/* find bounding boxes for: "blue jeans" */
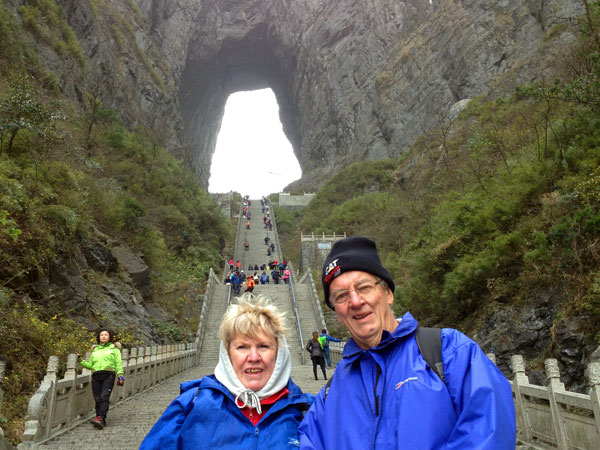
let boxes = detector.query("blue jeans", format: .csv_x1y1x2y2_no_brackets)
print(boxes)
323,347,331,366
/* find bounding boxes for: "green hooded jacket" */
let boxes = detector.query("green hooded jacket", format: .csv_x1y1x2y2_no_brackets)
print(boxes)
80,343,124,375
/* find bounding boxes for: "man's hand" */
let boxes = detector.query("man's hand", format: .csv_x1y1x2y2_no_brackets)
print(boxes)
117,376,125,386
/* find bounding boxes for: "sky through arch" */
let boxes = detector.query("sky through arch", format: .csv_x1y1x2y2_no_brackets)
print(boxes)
208,89,301,198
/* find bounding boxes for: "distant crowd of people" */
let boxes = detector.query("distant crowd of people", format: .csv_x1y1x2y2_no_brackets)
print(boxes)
224,260,290,295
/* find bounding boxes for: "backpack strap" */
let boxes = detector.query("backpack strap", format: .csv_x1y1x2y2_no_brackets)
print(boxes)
416,327,445,383
324,375,334,401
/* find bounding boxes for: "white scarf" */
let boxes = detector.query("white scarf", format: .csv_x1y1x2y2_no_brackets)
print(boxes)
214,335,291,414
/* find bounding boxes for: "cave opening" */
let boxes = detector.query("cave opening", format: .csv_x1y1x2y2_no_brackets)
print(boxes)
178,18,304,195
208,88,301,198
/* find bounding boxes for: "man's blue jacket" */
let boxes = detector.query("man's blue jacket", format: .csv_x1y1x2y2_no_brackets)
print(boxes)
299,312,516,449
141,375,314,450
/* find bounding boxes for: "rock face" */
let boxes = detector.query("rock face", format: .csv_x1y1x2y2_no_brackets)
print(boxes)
111,246,153,299
142,0,581,189
43,0,582,189
36,233,161,344
471,287,597,392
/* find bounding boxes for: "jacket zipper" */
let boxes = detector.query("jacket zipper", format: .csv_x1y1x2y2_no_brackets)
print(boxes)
372,363,382,449
373,364,381,416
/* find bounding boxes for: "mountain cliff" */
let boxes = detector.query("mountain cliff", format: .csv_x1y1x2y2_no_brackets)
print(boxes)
41,0,583,188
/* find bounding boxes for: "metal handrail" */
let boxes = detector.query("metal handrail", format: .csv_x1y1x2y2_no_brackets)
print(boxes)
269,200,306,365
303,269,327,331
287,269,306,365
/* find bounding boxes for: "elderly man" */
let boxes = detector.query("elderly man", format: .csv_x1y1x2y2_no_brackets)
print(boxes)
299,236,516,449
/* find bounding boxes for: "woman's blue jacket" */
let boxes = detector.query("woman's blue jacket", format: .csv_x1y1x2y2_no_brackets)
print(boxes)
140,375,314,449
298,312,516,449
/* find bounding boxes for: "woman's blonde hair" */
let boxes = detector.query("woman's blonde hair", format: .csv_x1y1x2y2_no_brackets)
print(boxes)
219,293,287,349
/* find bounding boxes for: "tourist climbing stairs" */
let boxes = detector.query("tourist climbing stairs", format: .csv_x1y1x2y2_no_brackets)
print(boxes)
30,198,330,449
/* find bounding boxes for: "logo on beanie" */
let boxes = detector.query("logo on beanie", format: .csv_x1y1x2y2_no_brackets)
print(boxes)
324,259,341,284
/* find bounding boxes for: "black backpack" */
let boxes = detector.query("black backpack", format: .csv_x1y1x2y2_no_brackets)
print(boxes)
323,327,444,400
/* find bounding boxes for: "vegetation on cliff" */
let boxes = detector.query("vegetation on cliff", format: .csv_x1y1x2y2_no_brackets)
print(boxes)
287,2,600,347
0,1,230,441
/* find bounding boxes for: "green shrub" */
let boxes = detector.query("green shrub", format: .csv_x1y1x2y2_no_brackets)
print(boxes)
151,319,186,342
40,204,80,236
120,196,145,230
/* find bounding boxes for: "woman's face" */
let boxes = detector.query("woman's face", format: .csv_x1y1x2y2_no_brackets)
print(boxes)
99,331,110,344
228,329,278,391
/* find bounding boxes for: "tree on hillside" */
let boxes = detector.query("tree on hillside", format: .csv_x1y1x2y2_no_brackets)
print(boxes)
0,74,55,155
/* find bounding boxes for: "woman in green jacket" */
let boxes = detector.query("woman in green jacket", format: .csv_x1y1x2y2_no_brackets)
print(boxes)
80,328,124,429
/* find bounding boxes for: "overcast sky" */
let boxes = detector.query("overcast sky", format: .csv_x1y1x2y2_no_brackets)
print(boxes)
208,89,301,198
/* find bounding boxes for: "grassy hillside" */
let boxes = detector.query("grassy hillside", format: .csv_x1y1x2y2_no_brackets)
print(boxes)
0,1,231,442
286,2,600,344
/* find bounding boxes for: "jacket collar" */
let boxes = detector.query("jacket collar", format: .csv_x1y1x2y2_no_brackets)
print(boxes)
181,375,312,408
342,311,418,361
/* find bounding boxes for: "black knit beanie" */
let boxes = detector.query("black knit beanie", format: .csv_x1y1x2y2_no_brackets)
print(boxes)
322,236,395,310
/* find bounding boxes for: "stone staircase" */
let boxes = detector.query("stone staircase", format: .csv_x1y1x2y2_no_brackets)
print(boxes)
234,199,282,276
197,284,230,370
33,198,330,449
293,283,323,351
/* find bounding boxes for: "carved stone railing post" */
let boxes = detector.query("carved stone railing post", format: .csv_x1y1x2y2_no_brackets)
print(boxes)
136,347,145,392
21,356,59,444
128,347,138,396
150,346,157,386
510,355,531,443
587,361,600,442
144,346,152,388
157,346,165,382
119,348,129,401
79,349,93,414
64,354,78,423
545,358,568,449
172,345,177,375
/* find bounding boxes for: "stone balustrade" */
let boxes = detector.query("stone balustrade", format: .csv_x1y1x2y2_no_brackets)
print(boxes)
300,232,347,242
511,355,600,449
18,268,219,447
19,342,197,447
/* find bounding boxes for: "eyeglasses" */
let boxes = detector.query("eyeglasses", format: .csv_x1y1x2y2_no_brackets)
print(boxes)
330,279,383,305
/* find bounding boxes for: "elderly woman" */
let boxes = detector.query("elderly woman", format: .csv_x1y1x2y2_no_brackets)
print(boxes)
140,294,313,449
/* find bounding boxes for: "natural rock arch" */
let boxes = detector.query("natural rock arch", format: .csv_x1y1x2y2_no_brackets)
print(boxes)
159,0,435,189
180,18,301,188
141,0,581,190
